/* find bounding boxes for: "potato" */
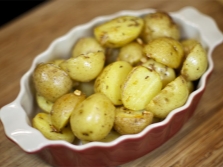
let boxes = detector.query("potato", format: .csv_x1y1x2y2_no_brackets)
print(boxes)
81,130,121,144
141,12,180,43
145,76,189,119
94,61,133,105
142,58,176,87
117,42,146,66
72,37,105,58
181,39,199,56
114,106,153,135
94,16,144,48
50,90,86,131
180,43,208,81
144,37,184,69
33,63,73,102
60,51,105,82
70,93,115,141
36,93,53,113
32,112,75,143
122,66,162,110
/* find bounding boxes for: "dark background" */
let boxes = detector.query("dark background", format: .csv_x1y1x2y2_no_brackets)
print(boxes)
0,1,48,27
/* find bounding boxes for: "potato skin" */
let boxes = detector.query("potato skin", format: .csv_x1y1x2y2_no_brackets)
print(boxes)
141,12,180,43
145,76,189,119
60,51,105,82
94,61,133,105
114,106,153,135
72,37,105,58
94,16,144,48
144,37,184,69
70,93,115,141
122,66,162,110
33,63,73,102
50,90,86,131
32,112,75,143
181,43,208,81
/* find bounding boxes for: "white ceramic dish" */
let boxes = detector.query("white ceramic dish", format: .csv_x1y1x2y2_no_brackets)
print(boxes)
1,6,223,167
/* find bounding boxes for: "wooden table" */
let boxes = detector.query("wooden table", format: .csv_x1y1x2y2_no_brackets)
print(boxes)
0,1,223,166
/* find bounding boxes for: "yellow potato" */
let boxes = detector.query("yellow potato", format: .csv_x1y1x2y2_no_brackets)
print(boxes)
114,106,153,135
94,16,144,48
141,12,180,43
142,58,176,87
60,51,105,82
76,80,95,97
145,76,189,119
70,93,115,141
144,37,184,69
117,42,146,66
72,37,105,58
181,43,208,81
94,61,133,105
122,66,162,110
81,130,121,144
181,39,199,56
32,112,75,143
50,90,86,131
36,93,54,113
33,63,73,102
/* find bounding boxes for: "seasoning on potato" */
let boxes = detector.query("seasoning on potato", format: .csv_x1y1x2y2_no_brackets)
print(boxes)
70,93,115,141
32,112,75,143
144,37,184,69
114,106,153,135
141,11,180,43
145,76,189,119
122,66,162,110
50,90,86,131
94,61,133,105
94,16,144,48
33,63,73,102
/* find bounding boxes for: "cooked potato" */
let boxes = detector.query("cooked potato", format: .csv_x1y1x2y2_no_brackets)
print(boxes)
141,12,180,43
117,42,146,66
72,37,105,58
181,39,199,56
142,58,176,87
33,63,73,102
94,16,144,48
114,106,153,135
50,90,86,131
145,76,189,119
144,37,184,69
32,112,75,143
76,80,95,97
60,51,105,82
70,93,115,141
122,66,162,110
36,93,53,113
181,43,208,81
94,61,133,105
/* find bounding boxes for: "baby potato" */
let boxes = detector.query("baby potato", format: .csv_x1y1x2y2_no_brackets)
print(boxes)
72,37,105,58
50,90,86,131
60,51,105,82
181,39,200,56
33,63,73,102
94,16,144,48
32,112,75,143
117,42,146,66
144,37,184,69
94,61,133,105
122,66,162,110
36,93,54,113
70,93,115,141
141,12,180,43
142,58,176,87
181,43,208,81
114,106,153,135
145,76,189,119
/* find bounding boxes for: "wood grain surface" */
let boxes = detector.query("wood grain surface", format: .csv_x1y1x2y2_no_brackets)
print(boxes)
0,0,223,167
